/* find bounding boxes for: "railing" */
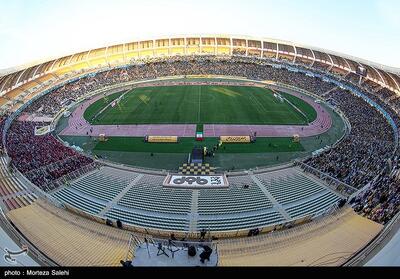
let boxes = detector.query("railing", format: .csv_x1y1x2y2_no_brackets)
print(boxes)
294,160,357,197
62,195,342,240
9,164,65,209
124,233,217,264
44,162,100,192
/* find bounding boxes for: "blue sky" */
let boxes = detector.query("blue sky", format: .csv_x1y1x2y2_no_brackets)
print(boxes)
0,0,399,70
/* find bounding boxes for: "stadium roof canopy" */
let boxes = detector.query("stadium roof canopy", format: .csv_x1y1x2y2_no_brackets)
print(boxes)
1,34,400,106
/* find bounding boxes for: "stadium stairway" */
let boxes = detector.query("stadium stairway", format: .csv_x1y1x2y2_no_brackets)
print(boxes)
97,174,144,216
255,167,341,219
321,86,339,98
0,156,37,212
188,190,199,232
249,173,291,220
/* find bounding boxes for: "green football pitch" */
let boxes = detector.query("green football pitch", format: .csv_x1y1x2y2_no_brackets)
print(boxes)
83,85,317,125
92,137,304,153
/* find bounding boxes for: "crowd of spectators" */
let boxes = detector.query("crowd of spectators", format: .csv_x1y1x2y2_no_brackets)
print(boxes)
5,56,343,193
6,121,94,191
25,56,336,117
0,114,8,152
305,89,395,188
351,161,400,224
4,55,399,222
301,64,400,224
23,56,397,186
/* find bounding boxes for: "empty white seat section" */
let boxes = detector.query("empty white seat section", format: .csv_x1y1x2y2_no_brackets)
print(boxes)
52,188,106,215
198,210,284,231
69,167,138,202
105,207,189,231
256,169,326,205
117,174,192,214
198,175,273,215
285,191,341,219
50,164,341,232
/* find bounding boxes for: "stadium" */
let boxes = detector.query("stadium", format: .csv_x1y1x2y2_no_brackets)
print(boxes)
0,33,399,268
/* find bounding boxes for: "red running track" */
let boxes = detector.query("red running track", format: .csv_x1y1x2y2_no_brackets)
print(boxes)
59,82,332,138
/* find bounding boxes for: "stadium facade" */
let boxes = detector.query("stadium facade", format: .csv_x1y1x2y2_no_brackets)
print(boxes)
1,35,400,105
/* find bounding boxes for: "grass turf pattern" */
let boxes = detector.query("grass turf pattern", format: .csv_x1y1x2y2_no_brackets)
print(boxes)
84,85,317,125
83,91,123,122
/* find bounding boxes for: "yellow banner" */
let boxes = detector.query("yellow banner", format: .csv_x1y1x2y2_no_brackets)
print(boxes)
147,136,178,143
220,136,250,143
